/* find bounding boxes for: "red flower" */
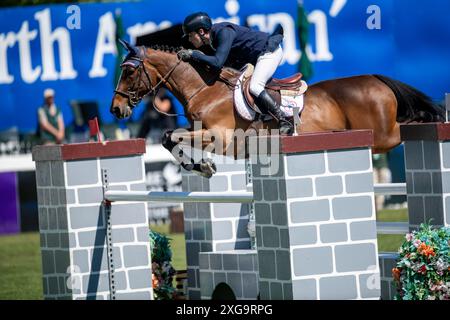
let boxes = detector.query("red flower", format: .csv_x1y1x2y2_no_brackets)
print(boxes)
392,268,402,281
417,243,436,258
152,273,159,288
419,265,427,274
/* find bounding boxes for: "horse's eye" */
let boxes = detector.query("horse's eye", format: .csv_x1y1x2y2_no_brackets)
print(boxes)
124,67,135,76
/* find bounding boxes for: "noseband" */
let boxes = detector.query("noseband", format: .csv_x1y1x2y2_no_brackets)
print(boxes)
114,48,182,109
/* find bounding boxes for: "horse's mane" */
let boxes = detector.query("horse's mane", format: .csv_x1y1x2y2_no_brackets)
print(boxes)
145,44,183,53
142,44,238,74
142,44,240,87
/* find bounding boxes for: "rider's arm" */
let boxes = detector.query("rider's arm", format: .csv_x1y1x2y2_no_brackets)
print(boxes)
191,27,236,70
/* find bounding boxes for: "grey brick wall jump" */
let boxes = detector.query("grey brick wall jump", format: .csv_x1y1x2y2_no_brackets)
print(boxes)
33,144,153,300
250,135,380,300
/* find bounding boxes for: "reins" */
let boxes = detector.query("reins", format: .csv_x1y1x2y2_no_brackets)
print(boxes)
115,46,240,119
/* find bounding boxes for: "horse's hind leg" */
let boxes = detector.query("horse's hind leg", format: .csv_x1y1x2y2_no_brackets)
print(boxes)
372,122,401,154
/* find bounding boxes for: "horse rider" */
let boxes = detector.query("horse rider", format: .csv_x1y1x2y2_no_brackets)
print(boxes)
178,12,294,135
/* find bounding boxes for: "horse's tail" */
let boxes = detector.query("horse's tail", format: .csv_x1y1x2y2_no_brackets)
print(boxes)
373,74,445,123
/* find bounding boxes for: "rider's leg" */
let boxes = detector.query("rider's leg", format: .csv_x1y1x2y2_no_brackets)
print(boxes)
249,46,283,96
249,46,293,135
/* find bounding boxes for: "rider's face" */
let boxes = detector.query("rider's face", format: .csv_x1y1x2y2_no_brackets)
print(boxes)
188,31,203,48
45,96,54,106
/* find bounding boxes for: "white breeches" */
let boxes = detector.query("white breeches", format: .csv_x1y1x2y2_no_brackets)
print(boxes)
249,45,284,97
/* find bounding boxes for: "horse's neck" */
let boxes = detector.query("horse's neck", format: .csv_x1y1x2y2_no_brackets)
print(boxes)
146,51,206,107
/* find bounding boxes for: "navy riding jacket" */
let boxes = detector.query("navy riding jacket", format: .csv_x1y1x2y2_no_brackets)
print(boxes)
191,22,283,71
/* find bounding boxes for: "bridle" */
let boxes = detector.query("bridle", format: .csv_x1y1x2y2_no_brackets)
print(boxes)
114,55,151,108
114,47,183,116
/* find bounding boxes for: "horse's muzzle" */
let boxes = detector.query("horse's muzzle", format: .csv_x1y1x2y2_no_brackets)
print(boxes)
111,105,132,119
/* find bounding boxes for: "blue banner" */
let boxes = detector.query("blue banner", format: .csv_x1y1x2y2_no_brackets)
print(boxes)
0,0,449,132
303,0,450,100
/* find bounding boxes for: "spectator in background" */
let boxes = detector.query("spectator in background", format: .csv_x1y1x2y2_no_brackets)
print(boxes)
137,88,177,143
37,88,65,145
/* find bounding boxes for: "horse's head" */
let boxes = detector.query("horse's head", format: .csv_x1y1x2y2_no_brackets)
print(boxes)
110,39,154,119
111,41,219,119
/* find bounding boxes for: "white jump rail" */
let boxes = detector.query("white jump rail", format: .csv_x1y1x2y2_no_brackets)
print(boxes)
376,222,409,234
373,183,408,235
104,184,405,206
105,184,408,234
373,183,406,195
104,190,254,203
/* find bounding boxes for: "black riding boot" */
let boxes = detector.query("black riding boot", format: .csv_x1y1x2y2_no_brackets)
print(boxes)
254,90,293,135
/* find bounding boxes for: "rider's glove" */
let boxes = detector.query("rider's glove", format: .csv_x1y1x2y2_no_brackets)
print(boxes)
177,49,193,61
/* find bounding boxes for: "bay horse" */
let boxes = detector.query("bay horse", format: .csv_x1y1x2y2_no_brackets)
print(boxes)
111,41,444,177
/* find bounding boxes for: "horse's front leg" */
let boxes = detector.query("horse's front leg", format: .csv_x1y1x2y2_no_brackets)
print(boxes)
162,128,223,178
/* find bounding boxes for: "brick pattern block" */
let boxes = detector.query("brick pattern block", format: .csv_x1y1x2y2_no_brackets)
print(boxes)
181,153,251,300
378,253,399,300
404,140,450,230
34,146,153,300
249,136,381,300
199,251,259,299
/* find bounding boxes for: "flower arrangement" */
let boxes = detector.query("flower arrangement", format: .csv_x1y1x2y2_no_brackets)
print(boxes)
393,223,450,300
149,229,178,300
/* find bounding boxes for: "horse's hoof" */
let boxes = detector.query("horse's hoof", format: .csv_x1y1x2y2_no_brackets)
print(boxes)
199,159,217,178
182,162,195,171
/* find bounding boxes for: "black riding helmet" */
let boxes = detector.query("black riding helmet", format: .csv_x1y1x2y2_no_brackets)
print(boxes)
182,12,212,37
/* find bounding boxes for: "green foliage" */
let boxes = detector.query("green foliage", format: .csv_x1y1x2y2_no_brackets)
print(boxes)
113,10,126,88
149,229,173,264
149,229,177,300
296,3,313,80
393,223,450,300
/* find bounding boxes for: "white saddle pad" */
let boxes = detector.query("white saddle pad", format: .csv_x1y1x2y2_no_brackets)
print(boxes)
233,72,307,121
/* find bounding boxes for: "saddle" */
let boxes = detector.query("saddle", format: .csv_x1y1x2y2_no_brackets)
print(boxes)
220,64,308,113
241,64,305,109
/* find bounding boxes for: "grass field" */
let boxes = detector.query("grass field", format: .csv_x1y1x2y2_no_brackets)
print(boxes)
0,208,408,300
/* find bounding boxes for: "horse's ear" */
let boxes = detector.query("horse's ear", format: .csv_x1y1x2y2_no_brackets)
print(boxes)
118,38,138,56
118,38,128,50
